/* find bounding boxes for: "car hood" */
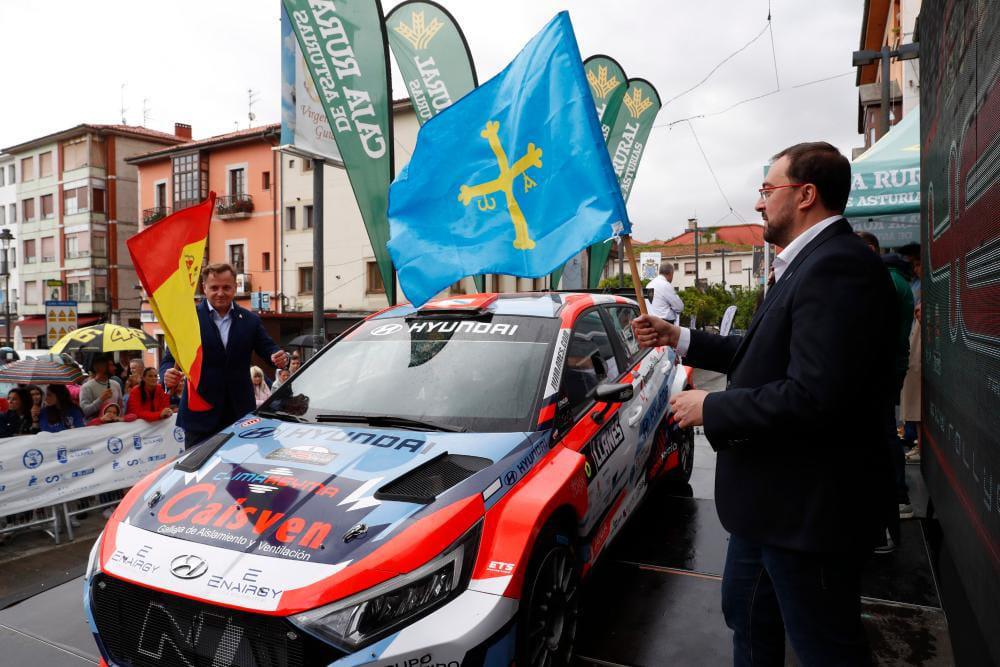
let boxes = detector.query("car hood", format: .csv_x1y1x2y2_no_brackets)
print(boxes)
119,417,538,568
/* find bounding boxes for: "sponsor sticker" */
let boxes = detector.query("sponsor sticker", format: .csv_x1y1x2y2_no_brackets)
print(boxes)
22,449,43,469
582,414,625,484
265,445,337,465
107,437,125,455
239,417,262,428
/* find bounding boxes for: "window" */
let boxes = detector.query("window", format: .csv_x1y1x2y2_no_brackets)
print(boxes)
229,168,246,196
684,261,696,275
0,168,4,186
607,305,641,361
262,171,271,190
559,309,619,416
673,262,680,270
9,248,15,269
7,165,14,184
8,204,14,223
228,243,246,274
40,194,54,219
304,205,314,229
262,252,270,271
299,266,313,294
288,158,295,168
23,239,36,264
285,206,296,230
68,280,91,302
92,233,107,257
366,261,385,293
705,261,712,270
729,259,742,273
24,281,39,305
38,151,53,178
303,158,313,172
172,153,208,209
63,139,88,170
20,156,33,181
0,207,4,225
22,198,35,221
64,186,89,214
155,182,167,207
94,275,108,303
92,187,106,214
41,236,55,263
66,233,91,258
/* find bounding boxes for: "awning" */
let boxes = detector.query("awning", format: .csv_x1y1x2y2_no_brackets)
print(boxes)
0,314,103,346
845,108,920,218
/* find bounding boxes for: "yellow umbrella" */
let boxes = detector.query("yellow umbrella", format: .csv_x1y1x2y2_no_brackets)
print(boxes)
50,323,157,354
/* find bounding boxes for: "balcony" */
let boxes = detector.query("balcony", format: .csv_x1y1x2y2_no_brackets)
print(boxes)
143,206,171,225
215,194,254,220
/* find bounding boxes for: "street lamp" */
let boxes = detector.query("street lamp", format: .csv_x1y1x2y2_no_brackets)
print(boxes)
853,42,919,140
0,228,13,347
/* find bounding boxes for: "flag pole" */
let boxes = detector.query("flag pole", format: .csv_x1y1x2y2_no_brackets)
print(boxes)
622,236,647,315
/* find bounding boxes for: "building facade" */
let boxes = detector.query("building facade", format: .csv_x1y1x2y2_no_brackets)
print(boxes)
0,153,18,339
130,124,282,356
1,124,185,347
635,221,766,291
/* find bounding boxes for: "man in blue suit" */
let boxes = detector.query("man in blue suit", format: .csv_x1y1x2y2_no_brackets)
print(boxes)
162,263,287,447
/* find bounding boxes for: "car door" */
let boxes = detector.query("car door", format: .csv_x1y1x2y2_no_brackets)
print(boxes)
552,308,635,542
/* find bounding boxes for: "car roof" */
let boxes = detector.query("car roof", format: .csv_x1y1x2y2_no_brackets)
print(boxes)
371,292,638,321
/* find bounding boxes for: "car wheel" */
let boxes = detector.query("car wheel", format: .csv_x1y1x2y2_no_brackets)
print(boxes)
666,426,695,483
516,526,581,667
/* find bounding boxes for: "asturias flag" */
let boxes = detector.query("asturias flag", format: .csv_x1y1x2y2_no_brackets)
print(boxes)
387,12,630,307
126,194,214,411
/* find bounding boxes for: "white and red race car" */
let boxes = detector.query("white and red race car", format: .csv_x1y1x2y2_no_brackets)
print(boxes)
84,292,694,667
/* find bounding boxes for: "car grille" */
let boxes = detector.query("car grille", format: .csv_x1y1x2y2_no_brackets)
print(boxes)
90,573,344,667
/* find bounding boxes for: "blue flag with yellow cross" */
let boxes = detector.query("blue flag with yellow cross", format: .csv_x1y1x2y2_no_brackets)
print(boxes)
387,12,630,306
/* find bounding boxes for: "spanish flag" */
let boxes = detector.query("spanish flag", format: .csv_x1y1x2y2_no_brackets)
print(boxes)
127,193,215,411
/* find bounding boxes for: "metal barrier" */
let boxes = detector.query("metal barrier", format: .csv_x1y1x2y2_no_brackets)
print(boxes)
61,489,126,541
0,505,62,544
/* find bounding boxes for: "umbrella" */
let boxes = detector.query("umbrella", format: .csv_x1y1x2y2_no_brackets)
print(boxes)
0,356,86,384
287,334,327,348
50,323,157,355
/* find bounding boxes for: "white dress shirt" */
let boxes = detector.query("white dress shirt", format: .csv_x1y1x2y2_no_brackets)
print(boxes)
675,215,843,354
207,302,233,348
648,274,685,322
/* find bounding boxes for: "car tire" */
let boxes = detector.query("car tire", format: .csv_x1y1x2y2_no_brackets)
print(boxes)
665,425,695,483
516,524,581,667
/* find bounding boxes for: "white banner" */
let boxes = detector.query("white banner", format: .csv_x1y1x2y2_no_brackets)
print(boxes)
0,416,184,515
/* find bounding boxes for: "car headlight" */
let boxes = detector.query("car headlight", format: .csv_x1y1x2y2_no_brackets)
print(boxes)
293,520,482,652
86,530,104,581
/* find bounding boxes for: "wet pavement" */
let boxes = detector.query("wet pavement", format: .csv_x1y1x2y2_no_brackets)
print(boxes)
0,370,954,666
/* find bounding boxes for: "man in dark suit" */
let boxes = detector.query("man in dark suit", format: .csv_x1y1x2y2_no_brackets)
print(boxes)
634,142,896,665
162,263,287,447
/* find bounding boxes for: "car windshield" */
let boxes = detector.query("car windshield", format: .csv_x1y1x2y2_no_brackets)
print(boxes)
267,315,558,432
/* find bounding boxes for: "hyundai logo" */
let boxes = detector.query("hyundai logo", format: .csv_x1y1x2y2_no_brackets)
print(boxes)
370,323,403,336
170,554,208,580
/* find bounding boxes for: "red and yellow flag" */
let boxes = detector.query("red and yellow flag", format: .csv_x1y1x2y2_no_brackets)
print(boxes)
126,193,215,411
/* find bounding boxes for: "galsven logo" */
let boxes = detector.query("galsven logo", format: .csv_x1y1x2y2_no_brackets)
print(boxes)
458,120,543,250
395,10,443,50
170,554,208,580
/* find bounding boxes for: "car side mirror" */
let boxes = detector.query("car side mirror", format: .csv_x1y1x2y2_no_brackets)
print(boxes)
591,382,634,424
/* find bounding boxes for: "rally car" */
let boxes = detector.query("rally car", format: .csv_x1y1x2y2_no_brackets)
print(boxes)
84,292,694,667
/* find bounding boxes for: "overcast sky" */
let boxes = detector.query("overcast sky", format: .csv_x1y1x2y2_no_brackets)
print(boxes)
1,0,863,241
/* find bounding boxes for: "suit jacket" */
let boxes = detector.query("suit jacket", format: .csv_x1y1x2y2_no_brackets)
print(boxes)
160,301,280,434
684,218,897,554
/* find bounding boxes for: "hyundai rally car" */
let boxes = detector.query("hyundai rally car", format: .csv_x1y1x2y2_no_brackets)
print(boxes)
84,292,695,667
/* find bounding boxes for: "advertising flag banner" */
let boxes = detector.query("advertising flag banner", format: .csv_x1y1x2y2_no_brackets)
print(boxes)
551,54,628,289
0,417,184,515
386,0,478,126
387,12,629,307
126,195,214,410
589,77,662,287
385,0,487,293
280,5,341,161
282,0,397,303
585,55,628,140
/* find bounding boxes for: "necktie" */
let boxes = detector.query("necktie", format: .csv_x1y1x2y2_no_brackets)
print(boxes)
767,269,775,288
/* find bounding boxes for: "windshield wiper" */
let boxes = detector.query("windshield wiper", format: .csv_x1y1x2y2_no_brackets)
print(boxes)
256,408,309,423
314,413,466,432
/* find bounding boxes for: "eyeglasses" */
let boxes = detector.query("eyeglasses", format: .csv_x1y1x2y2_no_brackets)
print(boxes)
758,183,805,200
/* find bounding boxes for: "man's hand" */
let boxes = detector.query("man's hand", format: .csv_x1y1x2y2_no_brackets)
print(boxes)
30,405,40,421
670,389,708,428
100,387,113,401
271,350,289,369
160,407,173,419
164,368,183,390
632,314,681,349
